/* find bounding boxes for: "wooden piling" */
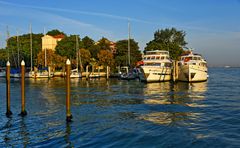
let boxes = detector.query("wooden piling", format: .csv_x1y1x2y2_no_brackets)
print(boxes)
86,65,89,80
176,61,178,81
173,60,178,82
20,60,27,116
66,59,72,122
6,61,12,117
98,66,100,79
106,66,109,80
48,66,51,78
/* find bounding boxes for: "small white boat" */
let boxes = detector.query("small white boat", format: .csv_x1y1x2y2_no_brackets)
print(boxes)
27,67,53,78
89,72,100,78
28,71,53,78
0,72,5,77
70,68,81,78
119,66,139,80
178,51,208,82
139,50,172,82
0,68,5,77
34,71,53,78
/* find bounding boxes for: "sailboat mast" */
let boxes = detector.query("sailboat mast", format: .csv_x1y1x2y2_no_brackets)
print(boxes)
6,26,10,62
76,35,79,71
128,21,131,66
44,27,47,67
30,24,33,71
17,29,20,68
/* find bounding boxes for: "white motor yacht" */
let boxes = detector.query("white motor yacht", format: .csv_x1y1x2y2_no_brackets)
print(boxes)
178,51,208,82
139,50,172,82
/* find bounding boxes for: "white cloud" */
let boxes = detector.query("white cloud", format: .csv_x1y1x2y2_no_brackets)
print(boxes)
0,2,111,37
0,1,153,24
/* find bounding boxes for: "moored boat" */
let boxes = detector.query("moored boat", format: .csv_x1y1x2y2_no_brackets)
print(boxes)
70,68,81,78
139,50,172,82
10,68,21,78
27,67,53,78
0,71,5,77
178,51,208,82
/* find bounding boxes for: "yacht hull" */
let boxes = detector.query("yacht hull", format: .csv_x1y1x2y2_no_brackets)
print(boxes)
139,66,172,82
178,65,207,82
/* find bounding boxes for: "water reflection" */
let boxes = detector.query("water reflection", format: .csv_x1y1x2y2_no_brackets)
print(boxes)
19,118,30,147
141,81,207,125
143,82,208,105
139,112,202,125
1,118,13,147
174,82,208,93
143,82,172,95
64,123,73,147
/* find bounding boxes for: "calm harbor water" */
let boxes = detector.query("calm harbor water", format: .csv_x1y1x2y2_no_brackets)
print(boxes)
0,67,240,147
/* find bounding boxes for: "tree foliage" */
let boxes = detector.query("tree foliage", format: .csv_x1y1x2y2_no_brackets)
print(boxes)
97,50,114,67
0,49,7,66
88,45,100,60
82,36,95,50
115,39,142,67
55,35,81,60
96,37,111,51
6,33,43,68
145,27,187,60
88,37,112,60
37,49,66,69
47,29,66,36
79,48,91,68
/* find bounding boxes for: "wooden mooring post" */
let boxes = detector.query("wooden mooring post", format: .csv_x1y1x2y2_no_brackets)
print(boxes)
173,60,179,82
20,60,27,116
86,65,89,80
106,66,109,80
6,61,12,117
66,59,72,122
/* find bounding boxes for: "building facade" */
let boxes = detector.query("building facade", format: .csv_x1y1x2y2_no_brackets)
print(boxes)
42,34,64,51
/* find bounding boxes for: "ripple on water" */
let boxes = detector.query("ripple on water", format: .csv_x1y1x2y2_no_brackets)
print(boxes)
0,68,240,147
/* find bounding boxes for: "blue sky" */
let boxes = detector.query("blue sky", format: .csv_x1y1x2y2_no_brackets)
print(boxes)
0,0,240,66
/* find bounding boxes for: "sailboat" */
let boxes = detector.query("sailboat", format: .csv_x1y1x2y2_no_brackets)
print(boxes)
8,28,21,78
70,35,81,78
119,21,139,80
27,25,53,78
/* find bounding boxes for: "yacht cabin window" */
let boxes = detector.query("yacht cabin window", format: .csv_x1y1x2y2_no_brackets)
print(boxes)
151,56,155,60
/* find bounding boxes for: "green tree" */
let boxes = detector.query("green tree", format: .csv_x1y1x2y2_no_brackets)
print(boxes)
82,36,95,50
55,35,81,60
0,49,7,66
37,49,66,69
145,27,187,60
7,33,43,68
115,39,142,67
47,29,66,36
97,50,114,67
88,45,100,60
79,48,91,69
96,37,111,51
